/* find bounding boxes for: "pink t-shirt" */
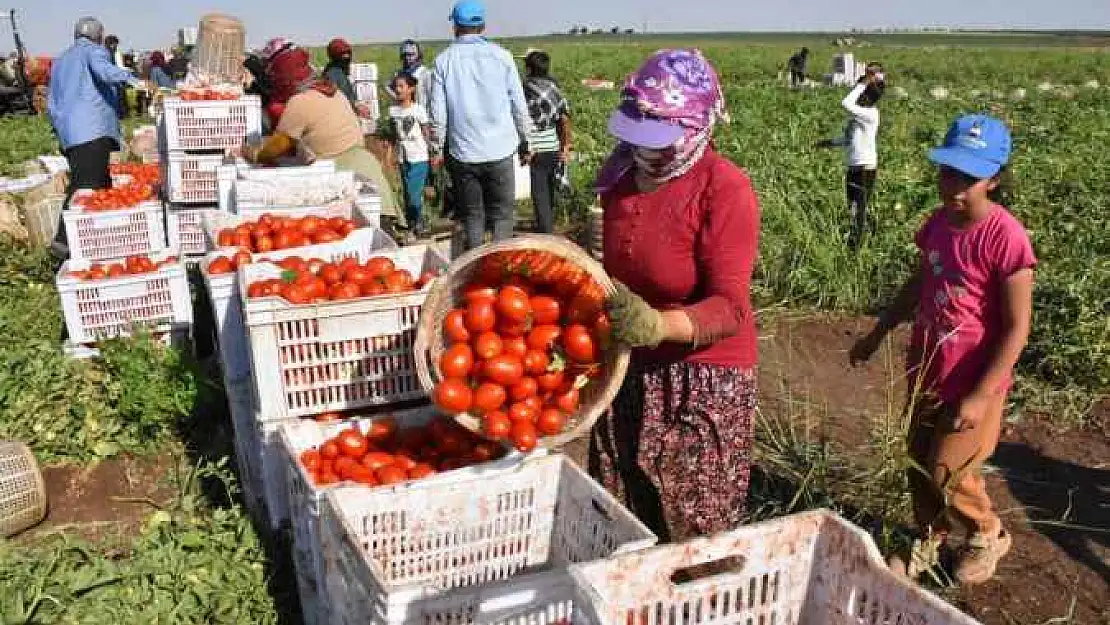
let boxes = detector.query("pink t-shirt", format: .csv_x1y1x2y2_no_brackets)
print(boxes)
910,205,1037,403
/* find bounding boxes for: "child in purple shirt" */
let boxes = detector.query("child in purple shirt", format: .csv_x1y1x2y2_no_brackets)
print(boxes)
851,114,1036,585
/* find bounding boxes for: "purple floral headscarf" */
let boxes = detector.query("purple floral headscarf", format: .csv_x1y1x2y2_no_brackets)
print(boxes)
597,49,728,191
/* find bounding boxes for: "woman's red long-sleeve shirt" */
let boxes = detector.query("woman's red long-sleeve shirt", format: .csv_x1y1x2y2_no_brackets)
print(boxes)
601,149,760,369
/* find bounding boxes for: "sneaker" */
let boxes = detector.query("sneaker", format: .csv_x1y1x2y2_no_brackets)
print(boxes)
888,533,944,581
955,529,1011,585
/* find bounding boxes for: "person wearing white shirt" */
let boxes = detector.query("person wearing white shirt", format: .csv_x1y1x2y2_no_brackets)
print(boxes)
819,63,885,249
389,73,433,239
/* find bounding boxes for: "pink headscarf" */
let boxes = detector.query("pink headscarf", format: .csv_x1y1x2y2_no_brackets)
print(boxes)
596,49,728,192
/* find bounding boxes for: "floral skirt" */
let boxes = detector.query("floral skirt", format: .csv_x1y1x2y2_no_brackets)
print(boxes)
588,360,757,542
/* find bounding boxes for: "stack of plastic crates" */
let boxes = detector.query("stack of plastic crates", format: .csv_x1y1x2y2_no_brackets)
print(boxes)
351,63,379,135
160,95,261,260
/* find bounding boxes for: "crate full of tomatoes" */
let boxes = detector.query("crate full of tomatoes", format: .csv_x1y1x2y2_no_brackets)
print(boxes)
418,239,630,454
319,453,655,625
239,243,448,420
109,162,161,188
279,406,527,625
204,206,370,254
63,186,167,262
56,250,193,345
200,228,398,385
160,93,262,152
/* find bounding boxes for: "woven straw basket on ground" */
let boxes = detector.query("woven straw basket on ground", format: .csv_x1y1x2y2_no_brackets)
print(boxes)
0,441,47,537
414,235,630,448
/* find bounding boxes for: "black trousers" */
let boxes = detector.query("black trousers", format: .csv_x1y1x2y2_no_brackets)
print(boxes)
846,166,877,248
55,137,116,254
447,155,516,251
790,69,806,86
529,151,558,234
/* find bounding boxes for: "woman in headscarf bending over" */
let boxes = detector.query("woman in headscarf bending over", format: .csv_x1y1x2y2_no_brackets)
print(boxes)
590,49,761,542
248,45,401,233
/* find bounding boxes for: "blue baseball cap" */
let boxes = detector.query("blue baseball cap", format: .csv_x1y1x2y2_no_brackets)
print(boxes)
928,114,1012,179
450,0,486,26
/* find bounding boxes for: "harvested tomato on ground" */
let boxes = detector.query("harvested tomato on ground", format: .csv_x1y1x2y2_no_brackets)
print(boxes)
67,254,177,280
244,254,440,303
215,213,363,253
432,249,611,452
297,414,507,487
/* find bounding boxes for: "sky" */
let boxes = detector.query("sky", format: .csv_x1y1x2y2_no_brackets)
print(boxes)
6,0,1110,55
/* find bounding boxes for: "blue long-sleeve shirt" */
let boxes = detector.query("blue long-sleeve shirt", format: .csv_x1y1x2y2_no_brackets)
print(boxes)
47,38,137,150
150,66,176,90
429,35,531,164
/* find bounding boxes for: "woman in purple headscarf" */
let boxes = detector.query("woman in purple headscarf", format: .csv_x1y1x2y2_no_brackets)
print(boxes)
591,49,761,541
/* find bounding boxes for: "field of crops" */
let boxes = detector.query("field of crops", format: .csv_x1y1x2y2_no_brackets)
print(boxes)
0,35,1107,624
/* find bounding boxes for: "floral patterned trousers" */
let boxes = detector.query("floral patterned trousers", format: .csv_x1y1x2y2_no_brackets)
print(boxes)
588,360,758,542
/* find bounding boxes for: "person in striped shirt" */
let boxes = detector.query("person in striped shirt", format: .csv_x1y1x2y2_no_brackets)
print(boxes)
523,50,572,234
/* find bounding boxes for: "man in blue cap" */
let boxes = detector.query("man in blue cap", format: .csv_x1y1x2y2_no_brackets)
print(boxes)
429,0,532,250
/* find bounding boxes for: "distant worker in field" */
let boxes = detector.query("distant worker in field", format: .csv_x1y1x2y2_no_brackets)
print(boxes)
852,114,1033,586
387,39,432,108
47,17,141,254
817,62,885,249
147,51,176,90
787,47,809,87
323,38,357,107
429,0,531,250
522,50,572,234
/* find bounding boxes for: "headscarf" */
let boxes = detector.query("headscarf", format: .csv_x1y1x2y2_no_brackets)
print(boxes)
399,39,423,73
596,49,728,192
149,51,168,70
327,38,352,62
266,45,336,107
260,37,293,61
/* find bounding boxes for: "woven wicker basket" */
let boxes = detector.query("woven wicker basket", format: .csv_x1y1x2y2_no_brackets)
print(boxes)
414,235,630,448
0,441,47,537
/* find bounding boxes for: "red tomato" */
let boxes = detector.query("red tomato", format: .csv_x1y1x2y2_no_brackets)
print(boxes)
330,282,362,300
440,344,475,379
473,382,508,414
361,451,395,472
300,449,321,472
562,324,599,363
465,300,497,334
463,284,498,305
509,421,539,452
536,370,566,393
336,428,369,458
434,378,473,413
366,417,398,444
482,411,512,439
508,402,537,423
321,441,340,460
536,408,567,436
497,319,529,338
377,466,408,485
345,266,374,286
444,309,470,343
473,332,503,361
510,377,539,402
366,257,396,280
503,337,528,360
552,386,581,413
527,325,562,352
319,263,343,285
409,463,438,479
530,295,562,325
523,350,550,376
483,355,524,386
496,286,532,322
522,395,544,414
593,312,612,343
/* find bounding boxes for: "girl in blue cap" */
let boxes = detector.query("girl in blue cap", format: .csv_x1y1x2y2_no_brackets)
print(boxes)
851,114,1036,585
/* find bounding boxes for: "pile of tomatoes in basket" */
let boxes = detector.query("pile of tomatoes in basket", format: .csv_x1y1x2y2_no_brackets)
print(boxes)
74,183,156,211
177,87,241,101
67,255,178,281
238,254,439,304
298,414,507,487
216,214,360,253
109,163,160,187
432,249,611,453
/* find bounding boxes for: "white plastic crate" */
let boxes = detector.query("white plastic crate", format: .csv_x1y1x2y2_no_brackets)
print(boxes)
221,170,359,217
240,244,448,420
63,193,167,262
350,63,378,83
356,194,383,229
167,206,222,256
571,509,981,625
279,408,535,625
215,161,338,213
161,95,263,151
320,454,656,625
227,379,266,521
164,151,227,204
202,200,373,252
355,81,377,103
56,250,193,345
200,228,398,385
